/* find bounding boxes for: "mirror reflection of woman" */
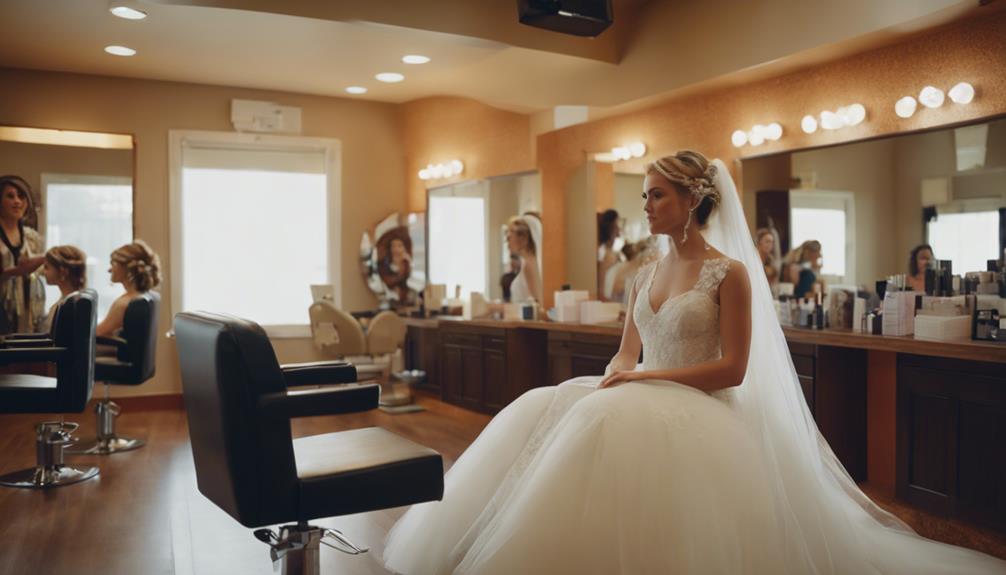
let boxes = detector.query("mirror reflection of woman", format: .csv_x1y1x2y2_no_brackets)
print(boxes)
597,209,623,299
378,235,414,306
782,240,822,299
754,228,781,293
907,244,934,293
0,176,46,334
40,245,87,333
96,240,161,338
506,214,543,303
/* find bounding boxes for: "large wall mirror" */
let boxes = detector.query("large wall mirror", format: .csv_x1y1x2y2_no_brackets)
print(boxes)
0,126,134,325
742,117,1006,293
426,171,541,302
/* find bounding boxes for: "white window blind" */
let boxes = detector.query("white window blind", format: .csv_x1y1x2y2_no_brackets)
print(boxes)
177,138,331,329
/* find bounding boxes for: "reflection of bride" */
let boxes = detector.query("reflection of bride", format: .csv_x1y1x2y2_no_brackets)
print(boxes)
505,214,542,303
383,151,1005,574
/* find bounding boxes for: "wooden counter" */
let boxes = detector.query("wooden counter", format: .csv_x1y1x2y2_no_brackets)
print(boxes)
406,316,623,336
410,316,1006,364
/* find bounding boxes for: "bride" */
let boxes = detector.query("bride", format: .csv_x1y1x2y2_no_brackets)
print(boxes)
383,151,1005,574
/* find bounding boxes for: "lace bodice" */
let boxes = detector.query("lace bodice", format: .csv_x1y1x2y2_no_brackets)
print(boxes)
633,257,732,371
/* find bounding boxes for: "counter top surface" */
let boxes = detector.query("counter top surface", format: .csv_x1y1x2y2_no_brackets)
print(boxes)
406,316,623,336
781,327,1006,364
405,316,1006,363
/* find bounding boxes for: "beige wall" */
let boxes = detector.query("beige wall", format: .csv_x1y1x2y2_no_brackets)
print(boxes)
0,68,407,396
400,97,534,212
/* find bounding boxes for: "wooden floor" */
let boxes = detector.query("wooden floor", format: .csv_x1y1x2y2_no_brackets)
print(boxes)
0,394,1002,575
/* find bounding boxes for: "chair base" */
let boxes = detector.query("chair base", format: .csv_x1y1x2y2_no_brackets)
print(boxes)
0,464,99,489
67,436,145,455
64,394,146,455
254,522,368,575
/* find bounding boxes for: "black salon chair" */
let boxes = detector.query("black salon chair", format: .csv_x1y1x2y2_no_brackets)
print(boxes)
70,292,159,454
174,312,443,575
0,290,98,488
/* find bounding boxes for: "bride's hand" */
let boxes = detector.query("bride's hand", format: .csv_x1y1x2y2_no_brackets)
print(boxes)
599,370,641,389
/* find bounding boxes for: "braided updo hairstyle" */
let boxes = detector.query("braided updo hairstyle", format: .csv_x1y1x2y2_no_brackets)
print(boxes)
111,239,161,292
45,245,87,290
646,150,720,227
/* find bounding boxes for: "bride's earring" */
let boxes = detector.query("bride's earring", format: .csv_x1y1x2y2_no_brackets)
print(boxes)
682,208,694,244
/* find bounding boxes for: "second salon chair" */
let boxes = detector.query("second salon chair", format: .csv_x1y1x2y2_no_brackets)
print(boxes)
69,292,159,454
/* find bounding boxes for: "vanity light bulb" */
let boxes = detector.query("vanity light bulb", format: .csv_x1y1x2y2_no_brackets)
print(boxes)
895,96,917,118
731,130,748,147
748,130,765,147
764,123,783,141
918,86,945,109
110,5,147,19
418,169,430,180
611,146,631,160
449,159,464,175
835,106,852,126
628,142,646,158
846,103,866,126
948,82,975,104
819,110,842,131
801,115,818,134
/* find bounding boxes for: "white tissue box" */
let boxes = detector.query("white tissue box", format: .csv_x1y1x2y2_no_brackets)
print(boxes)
914,315,971,341
579,301,621,324
555,290,589,308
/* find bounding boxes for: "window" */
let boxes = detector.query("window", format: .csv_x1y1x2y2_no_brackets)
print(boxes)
927,207,1001,275
789,190,856,284
428,181,488,298
42,174,132,319
170,131,340,335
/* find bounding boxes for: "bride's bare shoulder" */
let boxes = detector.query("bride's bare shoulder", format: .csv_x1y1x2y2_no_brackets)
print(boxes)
720,258,751,294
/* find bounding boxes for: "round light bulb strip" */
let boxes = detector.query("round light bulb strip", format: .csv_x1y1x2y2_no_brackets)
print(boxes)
732,122,782,148
418,159,464,181
895,82,975,119
799,103,866,135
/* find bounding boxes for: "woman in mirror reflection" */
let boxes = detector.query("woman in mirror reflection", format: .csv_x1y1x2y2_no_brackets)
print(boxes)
384,150,1004,574
783,239,823,299
907,244,935,293
597,209,623,299
40,245,87,333
0,175,46,334
603,238,657,305
505,214,542,303
96,240,160,338
755,226,781,293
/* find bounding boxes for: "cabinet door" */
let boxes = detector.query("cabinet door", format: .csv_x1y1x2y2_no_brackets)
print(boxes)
442,344,464,404
484,348,507,412
460,346,484,411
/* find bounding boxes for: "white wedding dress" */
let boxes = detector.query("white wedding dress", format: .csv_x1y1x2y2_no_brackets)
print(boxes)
383,160,1006,575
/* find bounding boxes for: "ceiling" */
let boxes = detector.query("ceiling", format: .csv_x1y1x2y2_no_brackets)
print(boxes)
0,0,993,114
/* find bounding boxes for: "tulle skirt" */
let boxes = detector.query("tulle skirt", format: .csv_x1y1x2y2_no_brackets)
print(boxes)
383,377,787,574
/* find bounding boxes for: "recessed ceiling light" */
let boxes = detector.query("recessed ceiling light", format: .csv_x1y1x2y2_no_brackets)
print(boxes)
375,72,404,83
402,55,430,64
110,5,147,20
104,45,137,57
345,86,367,94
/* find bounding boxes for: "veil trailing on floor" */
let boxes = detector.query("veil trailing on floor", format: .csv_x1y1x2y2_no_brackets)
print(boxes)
701,159,997,572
